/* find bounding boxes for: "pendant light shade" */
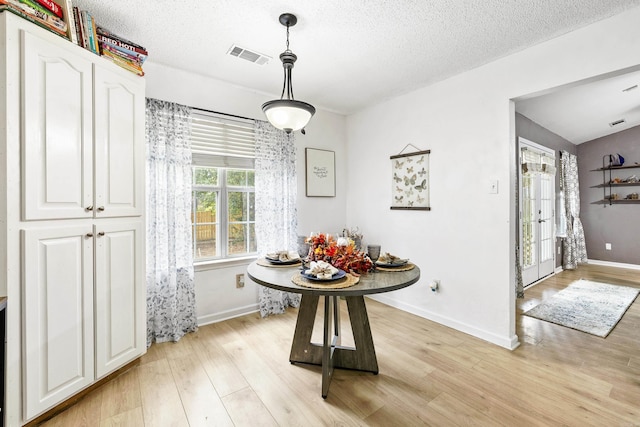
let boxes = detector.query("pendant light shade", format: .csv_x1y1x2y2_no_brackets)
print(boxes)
262,13,315,133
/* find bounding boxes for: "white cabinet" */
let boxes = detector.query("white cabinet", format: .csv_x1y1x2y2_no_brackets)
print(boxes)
0,12,146,425
94,220,145,379
22,221,145,418
22,31,144,221
22,226,95,418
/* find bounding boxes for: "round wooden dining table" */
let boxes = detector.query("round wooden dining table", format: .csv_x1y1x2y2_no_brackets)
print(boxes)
247,260,420,398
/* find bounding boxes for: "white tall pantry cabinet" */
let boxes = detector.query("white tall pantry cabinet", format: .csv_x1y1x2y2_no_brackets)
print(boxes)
0,12,146,425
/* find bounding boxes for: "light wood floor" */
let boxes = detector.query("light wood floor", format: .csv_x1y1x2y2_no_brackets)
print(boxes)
41,264,640,426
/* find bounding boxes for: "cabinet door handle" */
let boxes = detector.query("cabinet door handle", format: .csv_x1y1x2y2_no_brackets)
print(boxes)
86,233,94,238
85,205,94,211
98,231,105,237
97,206,105,211
538,219,546,223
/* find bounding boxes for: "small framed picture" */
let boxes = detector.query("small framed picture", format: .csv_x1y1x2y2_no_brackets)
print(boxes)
390,150,430,210
306,148,336,197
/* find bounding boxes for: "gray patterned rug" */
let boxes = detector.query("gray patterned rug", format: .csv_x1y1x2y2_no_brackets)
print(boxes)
524,279,639,337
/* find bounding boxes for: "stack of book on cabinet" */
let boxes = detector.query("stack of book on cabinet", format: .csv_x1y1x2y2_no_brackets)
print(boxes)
96,26,147,76
0,0,74,40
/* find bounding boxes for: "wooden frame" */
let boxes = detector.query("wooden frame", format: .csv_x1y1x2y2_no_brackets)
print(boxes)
305,148,335,197
390,150,430,210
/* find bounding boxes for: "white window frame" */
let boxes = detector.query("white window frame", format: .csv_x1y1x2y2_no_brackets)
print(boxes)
189,110,257,268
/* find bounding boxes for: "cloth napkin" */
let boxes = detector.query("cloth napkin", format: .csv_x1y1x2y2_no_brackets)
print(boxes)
266,251,300,262
305,260,339,279
377,252,408,264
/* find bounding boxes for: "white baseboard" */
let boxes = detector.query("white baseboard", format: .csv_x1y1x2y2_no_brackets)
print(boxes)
368,295,520,351
197,303,259,326
587,259,640,271
554,265,563,274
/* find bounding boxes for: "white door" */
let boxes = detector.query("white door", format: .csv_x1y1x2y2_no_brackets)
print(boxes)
22,226,95,419
519,138,556,287
93,65,145,218
94,220,146,378
21,31,94,221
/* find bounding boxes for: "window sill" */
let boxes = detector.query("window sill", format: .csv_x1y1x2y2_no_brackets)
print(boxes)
194,255,258,272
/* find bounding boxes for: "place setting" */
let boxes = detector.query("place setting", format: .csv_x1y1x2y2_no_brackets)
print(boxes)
292,260,360,289
257,250,302,268
374,251,415,272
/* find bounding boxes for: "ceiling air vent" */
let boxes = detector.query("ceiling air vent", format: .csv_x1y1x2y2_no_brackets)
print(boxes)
227,45,271,65
609,118,626,128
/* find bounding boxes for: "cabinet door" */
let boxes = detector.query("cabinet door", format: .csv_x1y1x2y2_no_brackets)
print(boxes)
94,220,146,379
22,226,95,420
21,31,94,220
93,65,145,218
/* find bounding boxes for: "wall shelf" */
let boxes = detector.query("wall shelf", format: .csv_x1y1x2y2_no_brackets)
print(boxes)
592,158,639,206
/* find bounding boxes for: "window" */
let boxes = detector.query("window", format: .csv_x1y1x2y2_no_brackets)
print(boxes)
189,111,257,262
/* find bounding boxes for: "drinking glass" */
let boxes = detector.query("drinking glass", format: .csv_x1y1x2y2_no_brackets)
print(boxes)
297,235,310,259
367,244,381,263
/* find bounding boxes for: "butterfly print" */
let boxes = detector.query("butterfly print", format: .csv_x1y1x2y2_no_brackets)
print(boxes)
415,179,427,191
396,186,403,193
404,188,414,197
406,157,413,163
418,167,426,177
404,174,417,186
395,195,404,202
408,200,414,207
417,156,424,164
407,166,414,173
395,160,405,168
417,195,425,203
393,173,402,183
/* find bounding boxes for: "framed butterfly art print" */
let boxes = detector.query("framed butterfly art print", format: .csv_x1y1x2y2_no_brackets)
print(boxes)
390,149,430,210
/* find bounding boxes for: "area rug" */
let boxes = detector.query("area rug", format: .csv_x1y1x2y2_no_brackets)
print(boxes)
523,279,639,337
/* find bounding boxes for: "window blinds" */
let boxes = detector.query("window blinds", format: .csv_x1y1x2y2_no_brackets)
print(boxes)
190,111,256,169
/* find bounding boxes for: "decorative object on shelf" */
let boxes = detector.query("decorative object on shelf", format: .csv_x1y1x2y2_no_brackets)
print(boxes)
305,148,335,197
595,154,640,206
625,192,638,200
262,13,315,134
306,233,373,274
390,144,430,210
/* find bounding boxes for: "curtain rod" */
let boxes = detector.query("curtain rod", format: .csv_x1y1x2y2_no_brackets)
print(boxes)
192,106,256,123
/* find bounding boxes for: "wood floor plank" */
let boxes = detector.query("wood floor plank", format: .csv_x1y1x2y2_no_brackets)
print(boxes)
137,358,189,427
100,407,145,427
220,387,278,427
99,367,142,421
165,336,234,427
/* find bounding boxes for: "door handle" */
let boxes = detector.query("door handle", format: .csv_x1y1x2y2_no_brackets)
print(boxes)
538,219,546,223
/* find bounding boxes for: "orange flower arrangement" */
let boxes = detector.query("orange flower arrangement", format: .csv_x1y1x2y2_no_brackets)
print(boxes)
306,233,373,275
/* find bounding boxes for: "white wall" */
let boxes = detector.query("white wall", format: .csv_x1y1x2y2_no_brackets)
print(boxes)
345,7,640,349
144,62,347,323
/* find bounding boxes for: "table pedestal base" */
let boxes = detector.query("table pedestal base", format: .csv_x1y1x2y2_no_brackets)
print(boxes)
289,294,379,398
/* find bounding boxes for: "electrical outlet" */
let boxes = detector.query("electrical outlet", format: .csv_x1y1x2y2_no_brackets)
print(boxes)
236,273,245,288
605,243,612,251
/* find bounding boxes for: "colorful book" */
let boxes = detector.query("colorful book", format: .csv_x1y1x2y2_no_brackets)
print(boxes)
100,42,143,66
101,49,144,76
0,0,66,35
72,5,81,46
58,0,77,45
98,35,147,64
34,0,61,18
96,26,147,55
18,0,54,17
80,9,97,54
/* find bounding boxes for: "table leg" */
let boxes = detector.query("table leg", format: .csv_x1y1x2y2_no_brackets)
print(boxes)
289,293,379,398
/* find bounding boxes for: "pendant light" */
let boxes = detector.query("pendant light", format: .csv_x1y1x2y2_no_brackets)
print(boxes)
262,13,315,134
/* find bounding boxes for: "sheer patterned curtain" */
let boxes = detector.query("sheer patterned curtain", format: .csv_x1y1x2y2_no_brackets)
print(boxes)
560,150,587,269
254,120,301,316
145,98,197,345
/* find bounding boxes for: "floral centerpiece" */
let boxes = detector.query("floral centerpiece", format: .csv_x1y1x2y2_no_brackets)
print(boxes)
305,233,373,275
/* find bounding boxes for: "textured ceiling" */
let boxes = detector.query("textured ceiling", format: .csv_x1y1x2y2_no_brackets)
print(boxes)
73,0,640,134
